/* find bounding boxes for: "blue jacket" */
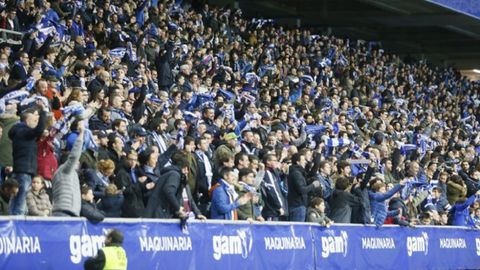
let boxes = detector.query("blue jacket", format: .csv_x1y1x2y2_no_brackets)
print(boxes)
210,179,240,220
369,184,403,226
450,194,478,226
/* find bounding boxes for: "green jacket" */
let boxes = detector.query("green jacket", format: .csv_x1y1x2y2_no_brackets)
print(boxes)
236,183,263,220
0,114,19,167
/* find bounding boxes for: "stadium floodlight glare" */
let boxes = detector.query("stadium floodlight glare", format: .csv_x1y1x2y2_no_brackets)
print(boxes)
473,69,480,74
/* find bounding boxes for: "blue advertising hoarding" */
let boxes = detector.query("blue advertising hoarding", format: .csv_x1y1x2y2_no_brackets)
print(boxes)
0,217,479,269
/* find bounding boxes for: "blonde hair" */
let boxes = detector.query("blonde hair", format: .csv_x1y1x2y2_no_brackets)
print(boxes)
372,182,386,192
105,184,118,196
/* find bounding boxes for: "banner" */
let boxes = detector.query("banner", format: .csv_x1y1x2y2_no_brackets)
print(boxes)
0,217,479,269
312,225,480,270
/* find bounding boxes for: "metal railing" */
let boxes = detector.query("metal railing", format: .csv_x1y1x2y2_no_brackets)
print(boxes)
0,28,24,44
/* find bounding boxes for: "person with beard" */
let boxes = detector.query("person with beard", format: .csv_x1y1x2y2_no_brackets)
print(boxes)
89,107,112,131
213,132,238,169
240,130,258,156
202,107,220,138
147,117,171,155
0,178,19,215
143,154,206,220
87,69,109,94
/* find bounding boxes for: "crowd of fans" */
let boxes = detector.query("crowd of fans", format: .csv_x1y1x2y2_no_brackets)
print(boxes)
0,0,479,228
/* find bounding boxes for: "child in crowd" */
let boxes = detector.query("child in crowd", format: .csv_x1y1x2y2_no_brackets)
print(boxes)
80,185,105,223
98,184,124,217
307,197,333,227
26,175,52,216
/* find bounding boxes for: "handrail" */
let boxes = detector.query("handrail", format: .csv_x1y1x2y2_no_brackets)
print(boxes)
0,28,24,43
0,215,475,230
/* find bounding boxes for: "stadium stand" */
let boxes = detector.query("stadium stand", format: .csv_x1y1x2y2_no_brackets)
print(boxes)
0,0,479,269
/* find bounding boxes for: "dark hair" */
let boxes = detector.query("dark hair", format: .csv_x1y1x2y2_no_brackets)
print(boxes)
310,197,324,208
20,106,39,122
381,158,390,165
70,119,81,132
184,136,195,147
262,153,276,164
138,147,154,166
337,160,350,172
335,177,351,191
112,118,126,130
2,178,19,190
234,152,248,167
219,153,234,166
291,152,304,166
220,167,234,178
107,229,124,245
319,161,330,171
238,168,254,181
107,134,119,149
248,154,259,163
172,153,189,169
97,107,111,118
195,136,207,147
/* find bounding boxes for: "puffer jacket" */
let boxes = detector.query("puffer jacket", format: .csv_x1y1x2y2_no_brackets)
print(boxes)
26,189,52,216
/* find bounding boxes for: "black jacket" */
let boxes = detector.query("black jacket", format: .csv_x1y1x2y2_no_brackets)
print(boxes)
143,165,200,219
8,111,46,175
114,164,145,218
155,40,174,89
261,168,287,218
80,200,105,223
97,148,122,167
89,115,111,131
98,194,124,218
351,165,375,224
194,151,211,204
287,165,317,208
9,62,28,82
329,189,362,223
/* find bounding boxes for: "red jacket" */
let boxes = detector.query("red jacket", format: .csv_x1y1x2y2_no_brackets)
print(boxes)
37,134,58,180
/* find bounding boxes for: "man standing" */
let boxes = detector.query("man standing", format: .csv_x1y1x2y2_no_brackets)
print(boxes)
210,167,252,220
8,101,46,215
84,229,128,270
51,121,84,217
261,154,287,221
143,155,206,220
288,153,320,222
194,137,213,215
213,132,238,169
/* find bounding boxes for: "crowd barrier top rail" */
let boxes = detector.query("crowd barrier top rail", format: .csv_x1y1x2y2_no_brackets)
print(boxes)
0,215,474,230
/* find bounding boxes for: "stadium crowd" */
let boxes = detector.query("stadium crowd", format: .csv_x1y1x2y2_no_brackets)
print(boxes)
0,0,479,228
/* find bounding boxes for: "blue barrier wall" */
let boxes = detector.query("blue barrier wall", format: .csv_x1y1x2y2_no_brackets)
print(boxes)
0,217,479,269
